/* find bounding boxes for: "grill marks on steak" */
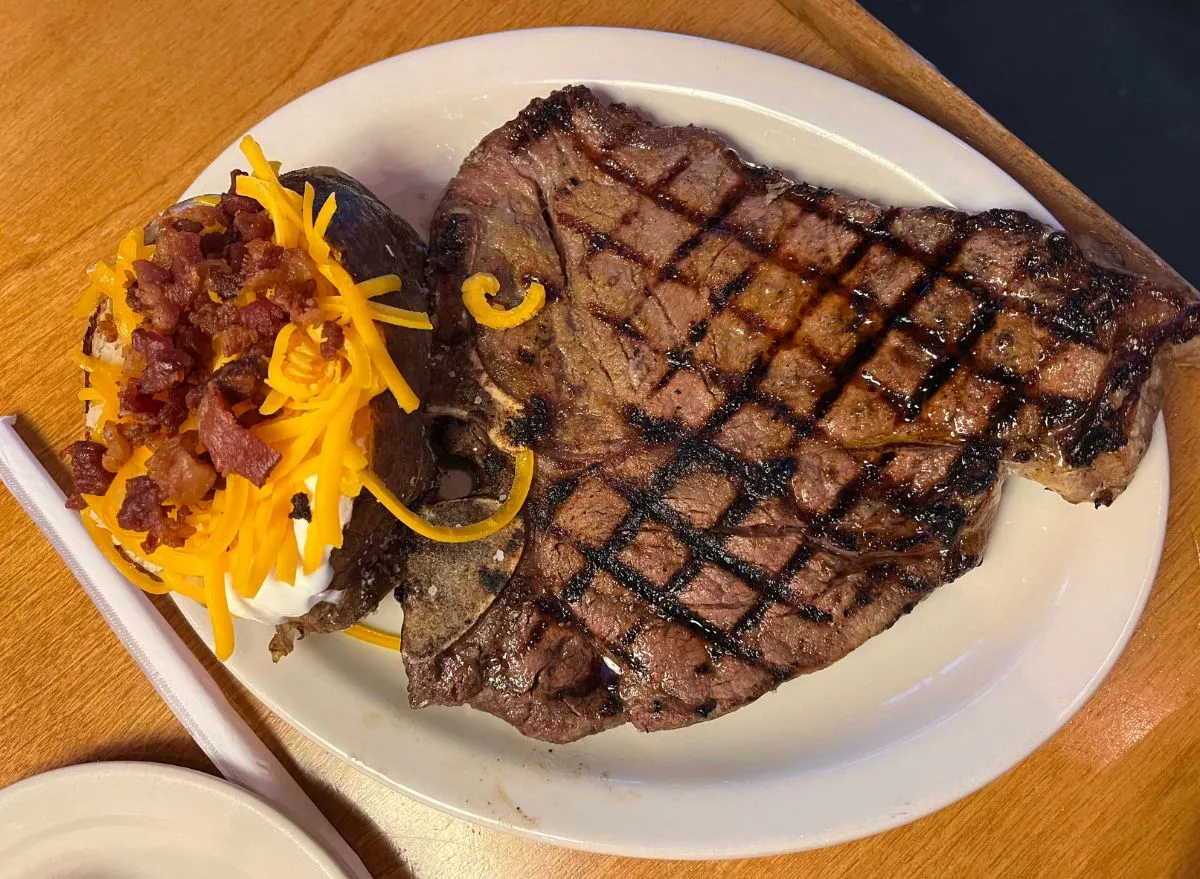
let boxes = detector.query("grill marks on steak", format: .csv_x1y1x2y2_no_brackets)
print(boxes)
441,88,1198,489
411,86,1200,741
410,374,999,738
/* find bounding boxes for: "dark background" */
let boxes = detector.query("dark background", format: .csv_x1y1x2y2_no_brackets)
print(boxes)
860,0,1200,285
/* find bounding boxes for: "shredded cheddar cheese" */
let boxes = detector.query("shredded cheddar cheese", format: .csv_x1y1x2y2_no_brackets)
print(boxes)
360,449,534,544
74,136,538,660
82,516,171,595
461,272,546,329
344,623,402,651
76,228,151,340
75,353,123,438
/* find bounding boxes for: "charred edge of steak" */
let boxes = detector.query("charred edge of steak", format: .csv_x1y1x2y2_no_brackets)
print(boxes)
504,396,552,446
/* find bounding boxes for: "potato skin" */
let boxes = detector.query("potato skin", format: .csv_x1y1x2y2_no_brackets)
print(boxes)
270,168,435,650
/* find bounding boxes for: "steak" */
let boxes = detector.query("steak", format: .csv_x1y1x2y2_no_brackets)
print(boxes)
404,86,1200,742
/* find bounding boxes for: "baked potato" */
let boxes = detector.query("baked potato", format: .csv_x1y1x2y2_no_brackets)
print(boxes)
68,146,434,659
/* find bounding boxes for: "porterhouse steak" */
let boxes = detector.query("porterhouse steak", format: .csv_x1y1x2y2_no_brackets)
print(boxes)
402,85,1200,743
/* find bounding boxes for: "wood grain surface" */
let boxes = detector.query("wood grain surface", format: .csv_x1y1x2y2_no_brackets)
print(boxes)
2,2,1197,877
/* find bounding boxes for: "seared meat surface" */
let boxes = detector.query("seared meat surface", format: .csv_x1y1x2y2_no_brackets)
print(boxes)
403,86,1200,742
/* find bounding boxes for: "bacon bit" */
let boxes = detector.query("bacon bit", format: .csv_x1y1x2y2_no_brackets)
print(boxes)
247,337,275,360
233,210,274,241
274,279,320,325
170,218,205,235
200,232,227,258
131,328,169,355
166,274,202,311
65,440,113,506
239,298,287,337
131,259,181,333
163,507,196,545
119,379,164,421
320,321,344,359
197,384,280,487
129,293,180,335
96,315,119,343
212,325,260,359
132,327,194,394
244,244,319,324
245,241,284,276
101,423,132,472
238,408,268,430
225,242,249,278
288,492,312,521
173,323,211,364
280,248,314,281
150,514,196,552
190,301,237,336
219,192,260,222
158,385,191,436
154,226,205,311
121,422,157,448
147,431,216,505
212,355,267,403
174,203,224,229
198,259,239,301
123,283,141,313
213,270,242,302
154,519,195,551
184,383,206,414
133,259,171,287
117,475,164,532
122,344,143,375
117,474,195,553
155,225,204,268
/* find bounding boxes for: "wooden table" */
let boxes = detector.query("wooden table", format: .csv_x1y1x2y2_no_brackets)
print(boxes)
2,2,1197,876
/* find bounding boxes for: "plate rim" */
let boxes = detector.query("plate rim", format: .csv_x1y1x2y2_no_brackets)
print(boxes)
0,761,348,877
173,26,1169,858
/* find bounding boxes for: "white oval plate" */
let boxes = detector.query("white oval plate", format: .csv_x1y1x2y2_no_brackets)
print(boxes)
175,28,1167,858
0,762,348,878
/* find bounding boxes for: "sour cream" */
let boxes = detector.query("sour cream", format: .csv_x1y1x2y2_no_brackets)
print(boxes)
224,477,354,625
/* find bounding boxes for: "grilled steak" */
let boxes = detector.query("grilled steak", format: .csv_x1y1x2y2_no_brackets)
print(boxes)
405,86,1200,742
